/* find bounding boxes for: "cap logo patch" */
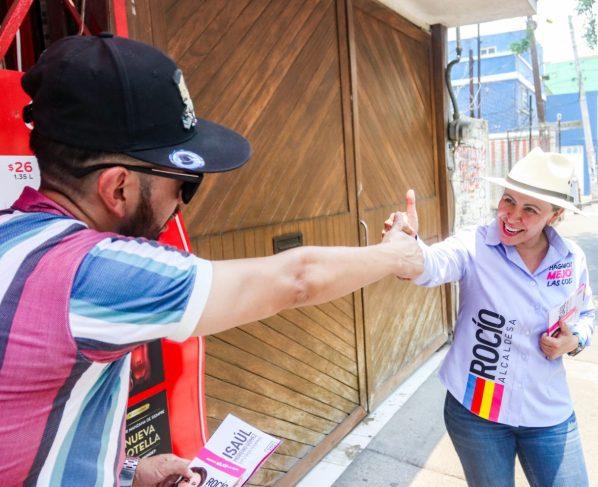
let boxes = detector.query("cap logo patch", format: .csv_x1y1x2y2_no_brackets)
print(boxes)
169,149,205,170
173,69,197,130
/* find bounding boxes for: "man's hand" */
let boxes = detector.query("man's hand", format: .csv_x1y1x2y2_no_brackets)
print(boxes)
132,454,193,487
540,320,580,360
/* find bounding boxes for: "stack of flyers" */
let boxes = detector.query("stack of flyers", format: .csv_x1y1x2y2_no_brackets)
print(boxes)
547,283,586,337
178,414,281,487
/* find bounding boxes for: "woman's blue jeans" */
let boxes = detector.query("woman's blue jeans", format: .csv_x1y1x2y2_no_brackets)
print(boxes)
444,392,588,487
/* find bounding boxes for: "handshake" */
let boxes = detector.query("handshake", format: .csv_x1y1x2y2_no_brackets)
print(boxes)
381,189,424,280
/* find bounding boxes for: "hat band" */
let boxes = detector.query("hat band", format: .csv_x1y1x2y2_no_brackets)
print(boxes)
505,176,573,202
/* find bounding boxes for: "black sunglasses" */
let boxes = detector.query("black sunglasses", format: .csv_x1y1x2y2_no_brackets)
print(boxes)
72,163,203,204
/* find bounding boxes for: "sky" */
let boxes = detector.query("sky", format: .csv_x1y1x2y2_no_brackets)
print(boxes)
448,0,598,63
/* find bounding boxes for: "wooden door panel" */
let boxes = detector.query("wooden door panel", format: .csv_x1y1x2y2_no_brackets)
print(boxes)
355,8,436,208
195,213,363,483
352,1,448,408
160,0,350,236
206,335,357,413
205,357,349,423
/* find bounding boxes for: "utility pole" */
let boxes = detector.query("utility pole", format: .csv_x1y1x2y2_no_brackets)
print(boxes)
569,15,596,181
469,48,475,117
557,113,562,152
529,94,533,148
527,17,545,124
477,24,481,119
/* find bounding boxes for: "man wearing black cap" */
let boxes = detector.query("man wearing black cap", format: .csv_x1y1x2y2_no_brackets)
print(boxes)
0,34,422,486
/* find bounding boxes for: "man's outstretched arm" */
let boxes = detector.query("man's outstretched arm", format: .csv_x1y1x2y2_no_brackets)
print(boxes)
194,214,423,337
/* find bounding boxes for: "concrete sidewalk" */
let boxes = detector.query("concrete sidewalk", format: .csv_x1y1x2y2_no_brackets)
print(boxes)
299,201,598,487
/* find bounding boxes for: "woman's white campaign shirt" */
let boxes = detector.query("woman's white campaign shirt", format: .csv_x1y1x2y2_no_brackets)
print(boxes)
413,221,594,427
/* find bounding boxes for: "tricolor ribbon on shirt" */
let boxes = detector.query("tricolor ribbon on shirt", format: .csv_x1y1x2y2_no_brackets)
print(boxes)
463,373,504,422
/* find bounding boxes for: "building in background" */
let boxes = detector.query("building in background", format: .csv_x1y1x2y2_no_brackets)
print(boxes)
448,29,550,212
449,26,596,203
545,57,598,200
448,30,542,134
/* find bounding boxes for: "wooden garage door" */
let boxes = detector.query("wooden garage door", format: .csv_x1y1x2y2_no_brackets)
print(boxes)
351,0,448,408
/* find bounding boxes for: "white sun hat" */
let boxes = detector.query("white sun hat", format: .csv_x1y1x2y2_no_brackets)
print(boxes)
485,147,583,214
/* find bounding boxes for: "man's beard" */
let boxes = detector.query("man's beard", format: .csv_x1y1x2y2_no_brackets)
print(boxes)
119,180,170,240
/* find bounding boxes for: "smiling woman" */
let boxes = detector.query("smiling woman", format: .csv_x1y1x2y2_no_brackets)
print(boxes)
496,190,564,272
387,147,594,487
488,148,582,272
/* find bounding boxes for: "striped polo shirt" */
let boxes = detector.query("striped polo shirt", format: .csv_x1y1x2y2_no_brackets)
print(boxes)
0,187,212,486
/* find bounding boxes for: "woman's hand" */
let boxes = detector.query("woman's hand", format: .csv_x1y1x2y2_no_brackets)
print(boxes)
540,320,580,360
383,189,419,239
381,189,423,279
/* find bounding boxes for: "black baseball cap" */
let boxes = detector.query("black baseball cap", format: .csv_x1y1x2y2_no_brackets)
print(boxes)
21,33,251,174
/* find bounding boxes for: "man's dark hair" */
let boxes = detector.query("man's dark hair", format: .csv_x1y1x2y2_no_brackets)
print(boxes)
29,129,126,194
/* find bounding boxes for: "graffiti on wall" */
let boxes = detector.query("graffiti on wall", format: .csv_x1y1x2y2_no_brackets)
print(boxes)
450,117,491,230
456,144,485,192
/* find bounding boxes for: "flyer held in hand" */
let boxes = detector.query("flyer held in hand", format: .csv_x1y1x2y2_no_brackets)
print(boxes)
184,414,281,487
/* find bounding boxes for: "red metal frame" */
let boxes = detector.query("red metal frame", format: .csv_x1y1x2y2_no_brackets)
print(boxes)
112,0,128,37
0,0,34,61
0,0,105,66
